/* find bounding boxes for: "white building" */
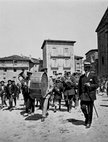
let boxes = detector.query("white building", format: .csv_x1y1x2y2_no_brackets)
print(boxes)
41,39,76,77
0,55,39,83
74,55,83,74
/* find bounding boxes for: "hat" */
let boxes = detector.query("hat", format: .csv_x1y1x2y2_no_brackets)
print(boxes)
8,80,12,82
27,71,32,75
41,68,47,71
84,61,91,67
0,80,5,83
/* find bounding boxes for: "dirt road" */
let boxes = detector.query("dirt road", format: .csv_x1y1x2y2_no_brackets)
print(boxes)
0,92,108,142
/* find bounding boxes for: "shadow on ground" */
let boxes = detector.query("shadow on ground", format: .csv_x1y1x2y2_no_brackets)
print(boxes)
100,104,108,107
101,99,108,101
67,118,85,126
49,107,68,112
25,113,42,121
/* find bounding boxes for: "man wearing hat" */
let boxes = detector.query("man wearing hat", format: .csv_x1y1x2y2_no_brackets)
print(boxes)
78,61,98,128
0,81,7,108
6,80,13,110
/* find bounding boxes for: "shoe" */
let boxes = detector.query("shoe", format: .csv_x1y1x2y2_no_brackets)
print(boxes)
9,108,13,111
54,106,57,113
86,123,91,128
23,113,29,116
85,118,88,126
41,117,45,122
54,109,56,113
46,112,49,117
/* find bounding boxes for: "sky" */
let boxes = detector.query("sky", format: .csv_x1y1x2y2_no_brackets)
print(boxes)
0,0,107,59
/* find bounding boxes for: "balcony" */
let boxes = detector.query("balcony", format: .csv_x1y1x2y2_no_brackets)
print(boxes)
50,55,70,59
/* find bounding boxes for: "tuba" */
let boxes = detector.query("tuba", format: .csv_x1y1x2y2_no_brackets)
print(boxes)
18,71,27,85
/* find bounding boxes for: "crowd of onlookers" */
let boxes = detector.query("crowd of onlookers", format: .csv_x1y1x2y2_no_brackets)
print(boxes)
0,80,21,110
98,77,108,96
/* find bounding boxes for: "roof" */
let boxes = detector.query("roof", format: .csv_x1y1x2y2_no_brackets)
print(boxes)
41,39,76,49
0,55,29,61
85,49,98,55
96,8,108,32
74,55,83,59
0,55,40,64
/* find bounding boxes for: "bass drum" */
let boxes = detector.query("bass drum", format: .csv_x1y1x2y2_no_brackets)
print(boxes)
29,72,48,99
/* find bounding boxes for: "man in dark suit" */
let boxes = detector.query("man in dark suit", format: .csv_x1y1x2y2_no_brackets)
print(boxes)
78,62,98,128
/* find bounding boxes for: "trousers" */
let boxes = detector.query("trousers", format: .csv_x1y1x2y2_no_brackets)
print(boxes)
42,94,50,117
80,101,94,124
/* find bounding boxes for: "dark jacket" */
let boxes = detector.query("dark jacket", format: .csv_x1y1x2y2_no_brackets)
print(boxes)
6,84,13,98
12,84,18,97
0,85,7,97
63,75,77,96
78,72,98,101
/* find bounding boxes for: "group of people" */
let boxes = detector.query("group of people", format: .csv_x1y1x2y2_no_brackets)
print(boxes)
0,80,21,110
0,61,99,129
41,62,99,129
98,77,108,96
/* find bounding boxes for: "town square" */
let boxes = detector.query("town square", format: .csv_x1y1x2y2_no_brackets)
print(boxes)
0,0,108,142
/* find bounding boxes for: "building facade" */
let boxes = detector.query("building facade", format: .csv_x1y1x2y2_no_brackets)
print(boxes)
96,8,108,77
74,55,83,74
0,55,39,83
41,39,76,76
85,49,98,75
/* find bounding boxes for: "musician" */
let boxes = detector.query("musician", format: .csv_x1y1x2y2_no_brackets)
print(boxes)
11,80,18,107
53,74,64,112
6,80,13,110
18,69,27,105
41,68,54,122
63,72,76,112
27,71,36,115
0,81,7,108
78,62,98,128
18,70,32,115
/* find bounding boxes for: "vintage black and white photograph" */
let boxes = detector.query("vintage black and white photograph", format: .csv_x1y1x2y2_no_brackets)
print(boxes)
0,0,108,142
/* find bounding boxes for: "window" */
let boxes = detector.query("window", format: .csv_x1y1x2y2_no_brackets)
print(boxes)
64,48,68,53
53,71,57,75
1,61,5,66
64,48,69,56
58,47,63,56
52,47,56,56
64,71,67,74
64,59,70,67
13,60,17,65
102,56,104,65
52,59,57,67
14,69,17,72
4,68,7,72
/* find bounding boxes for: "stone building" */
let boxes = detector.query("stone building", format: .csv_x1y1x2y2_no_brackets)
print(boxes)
85,49,98,75
41,39,76,76
96,8,108,77
74,55,83,74
0,55,39,83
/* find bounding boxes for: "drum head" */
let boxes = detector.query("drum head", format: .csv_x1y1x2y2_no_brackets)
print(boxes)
41,73,48,97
